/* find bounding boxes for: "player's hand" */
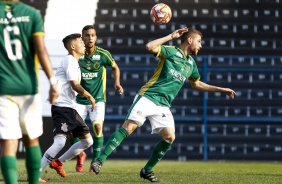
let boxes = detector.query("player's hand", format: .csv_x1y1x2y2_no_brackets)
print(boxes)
88,96,96,111
114,84,124,95
171,27,189,39
48,84,59,104
221,88,236,99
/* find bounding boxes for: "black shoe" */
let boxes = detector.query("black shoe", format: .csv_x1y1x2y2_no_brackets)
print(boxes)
91,160,102,174
140,168,160,182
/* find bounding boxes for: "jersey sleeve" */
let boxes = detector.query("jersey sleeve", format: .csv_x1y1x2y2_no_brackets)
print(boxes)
65,58,80,82
102,49,116,67
189,58,201,80
157,45,175,58
31,8,44,36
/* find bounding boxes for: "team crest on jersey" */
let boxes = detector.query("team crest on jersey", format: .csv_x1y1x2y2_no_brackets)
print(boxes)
93,62,100,70
92,55,101,60
186,66,191,74
176,52,183,58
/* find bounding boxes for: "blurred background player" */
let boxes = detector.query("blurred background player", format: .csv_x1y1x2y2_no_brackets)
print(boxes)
0,0,59,183
91,27,236,182
71,25,124,172
40,34,95,178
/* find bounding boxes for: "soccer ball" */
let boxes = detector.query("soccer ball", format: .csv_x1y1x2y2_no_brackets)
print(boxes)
150,3,172,25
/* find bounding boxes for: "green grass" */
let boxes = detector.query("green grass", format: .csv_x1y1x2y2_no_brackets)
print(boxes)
1,159,282,184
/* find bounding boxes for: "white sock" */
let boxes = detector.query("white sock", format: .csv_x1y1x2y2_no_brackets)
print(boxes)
59,137,93,163
41,135,67,170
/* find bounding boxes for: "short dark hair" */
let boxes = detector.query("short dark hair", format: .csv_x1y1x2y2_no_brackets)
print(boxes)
181,27,203,44
62,33,81,49
82,25,95,34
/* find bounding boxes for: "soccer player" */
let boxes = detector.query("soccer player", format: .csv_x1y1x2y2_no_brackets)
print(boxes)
0,0,59,183
91,27,236,182
40,34,95,178
72,25,124,172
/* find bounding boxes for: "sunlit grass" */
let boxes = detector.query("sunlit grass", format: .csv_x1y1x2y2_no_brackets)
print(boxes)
1,159,282,183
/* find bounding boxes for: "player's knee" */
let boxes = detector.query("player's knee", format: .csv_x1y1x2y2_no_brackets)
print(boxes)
163,134,175,143
53,135,67,149
80,137,93,149
93,120,103,136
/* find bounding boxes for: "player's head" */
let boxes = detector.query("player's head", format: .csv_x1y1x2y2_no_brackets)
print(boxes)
62,33,85,56
180,27,202,55
82,25,97,49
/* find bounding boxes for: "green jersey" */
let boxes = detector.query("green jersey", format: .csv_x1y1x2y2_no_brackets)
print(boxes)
0,2,44,95
139,45,200,107
76,46,116,105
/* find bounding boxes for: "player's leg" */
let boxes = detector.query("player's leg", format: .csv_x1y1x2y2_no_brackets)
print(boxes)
0,139,19,184
142,127,174,172
90,119,136,174
91,120,104,160
73,103,89,172
41,135,67,169
50,109,93,177
91,95,148,174
22,135,42,184
0,96,21,184
20,94,45,184
140,106,175,182
58,132,93,163
89,102,105,162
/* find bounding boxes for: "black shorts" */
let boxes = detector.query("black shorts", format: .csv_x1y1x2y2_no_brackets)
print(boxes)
51,105,90,137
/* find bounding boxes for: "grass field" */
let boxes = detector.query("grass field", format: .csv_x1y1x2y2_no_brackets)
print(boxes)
1,159,282,184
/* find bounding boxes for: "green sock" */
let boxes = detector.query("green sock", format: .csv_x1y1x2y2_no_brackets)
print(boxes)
144,139,172,173
99,128,129,164
1,156,18,184
70,137,80,145
92,136,104,162
26,145,42,184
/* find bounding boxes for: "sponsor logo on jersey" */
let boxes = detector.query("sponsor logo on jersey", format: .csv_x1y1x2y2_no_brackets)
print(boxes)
0,16,30,24
176,52,183,58
82,72,98,79
169,69,186,82
92,55,101,60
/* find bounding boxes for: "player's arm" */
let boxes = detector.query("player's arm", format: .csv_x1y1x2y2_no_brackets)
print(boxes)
70,80,96,109
33,35,59,104
146,27,189,54
189,79,236,99
111,64,124,95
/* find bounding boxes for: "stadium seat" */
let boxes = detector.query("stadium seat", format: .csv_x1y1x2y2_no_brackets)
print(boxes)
254,39,274,50
113,23,132,32
270,107,282,117
248,125,267,136
249,107,269,117
211,38,232,49
233,39,253,50
95,23,112,32
208,56,231,67
207,106,227,117
231,57,252,67
215,24,235,34
252,57,274,67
